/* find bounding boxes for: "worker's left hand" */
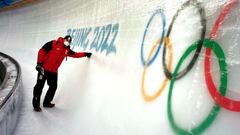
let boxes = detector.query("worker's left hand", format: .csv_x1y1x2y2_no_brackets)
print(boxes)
36,63,44,75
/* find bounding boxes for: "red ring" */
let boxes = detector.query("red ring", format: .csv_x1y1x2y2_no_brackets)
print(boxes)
204,0,240,111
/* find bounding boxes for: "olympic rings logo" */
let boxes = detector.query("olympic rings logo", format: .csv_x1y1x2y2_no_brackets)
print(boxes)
140,0,238,134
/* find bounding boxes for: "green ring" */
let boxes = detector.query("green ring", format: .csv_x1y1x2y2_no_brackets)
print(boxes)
167,38,228,135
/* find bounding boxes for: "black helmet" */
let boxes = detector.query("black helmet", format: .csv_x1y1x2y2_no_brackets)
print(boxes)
64,35,72,43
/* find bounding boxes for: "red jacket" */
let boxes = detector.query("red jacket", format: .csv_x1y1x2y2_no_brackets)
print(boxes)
37,37,86,73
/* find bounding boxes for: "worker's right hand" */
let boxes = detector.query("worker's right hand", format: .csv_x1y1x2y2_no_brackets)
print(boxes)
85,52,92,58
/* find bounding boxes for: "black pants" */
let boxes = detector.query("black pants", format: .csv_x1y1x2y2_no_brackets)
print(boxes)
32,71,58,108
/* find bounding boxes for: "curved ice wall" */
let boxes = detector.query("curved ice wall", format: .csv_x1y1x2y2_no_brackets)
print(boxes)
0,0,240,134
0,52,22,135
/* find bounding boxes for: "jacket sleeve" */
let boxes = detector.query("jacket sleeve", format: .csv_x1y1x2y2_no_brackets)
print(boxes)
67,49,86,58
37,41,53,64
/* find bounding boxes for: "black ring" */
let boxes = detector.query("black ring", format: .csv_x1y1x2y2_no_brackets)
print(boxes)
162,0,206,80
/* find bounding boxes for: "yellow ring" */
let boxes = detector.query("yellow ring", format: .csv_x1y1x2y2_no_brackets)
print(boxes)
141,37,173,102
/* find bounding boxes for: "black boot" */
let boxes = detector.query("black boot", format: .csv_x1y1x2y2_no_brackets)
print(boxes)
43,102,55,108
32,97,42,112
34,107,42,112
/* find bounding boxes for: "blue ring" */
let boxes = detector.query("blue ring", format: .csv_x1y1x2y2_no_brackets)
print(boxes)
3,0,13,6
141,9,166,66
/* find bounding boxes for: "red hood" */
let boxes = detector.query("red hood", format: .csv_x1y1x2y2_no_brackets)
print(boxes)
57,37,64,44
